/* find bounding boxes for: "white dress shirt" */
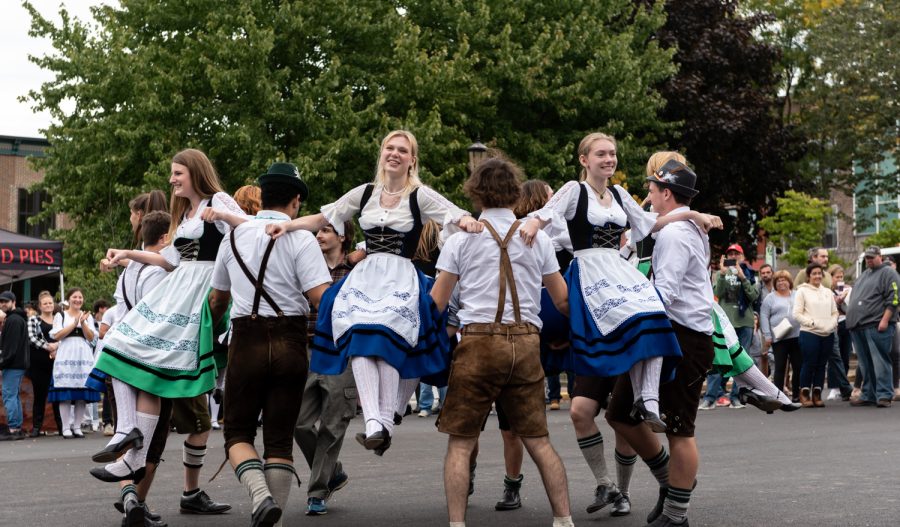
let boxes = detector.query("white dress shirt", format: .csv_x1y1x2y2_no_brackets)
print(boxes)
437,208,559,328
651,206,714,334
211,211,332,319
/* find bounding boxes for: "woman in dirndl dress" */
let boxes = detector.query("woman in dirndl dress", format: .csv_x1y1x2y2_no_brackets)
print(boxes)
48,287,99,438
520,132,717,430
91,148,245,479
269,130,480,453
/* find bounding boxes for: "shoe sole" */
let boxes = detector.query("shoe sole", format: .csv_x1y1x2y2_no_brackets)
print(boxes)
326,476,350,499
742,395,782,414
306,509,328,516
92,437,144,463
495,503,522,511
355,433,385,450
586,501,614,514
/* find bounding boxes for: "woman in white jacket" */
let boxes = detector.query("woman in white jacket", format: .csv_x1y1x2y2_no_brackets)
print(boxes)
792,263,838,407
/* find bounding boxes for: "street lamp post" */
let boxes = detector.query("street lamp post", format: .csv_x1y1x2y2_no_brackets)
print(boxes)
467,141,488,173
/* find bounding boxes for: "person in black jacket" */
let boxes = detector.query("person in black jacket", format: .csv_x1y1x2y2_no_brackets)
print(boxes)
1,291,30,440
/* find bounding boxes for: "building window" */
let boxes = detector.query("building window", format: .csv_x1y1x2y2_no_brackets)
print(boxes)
823,205,839,249
17,189,55,238
854,189,899,236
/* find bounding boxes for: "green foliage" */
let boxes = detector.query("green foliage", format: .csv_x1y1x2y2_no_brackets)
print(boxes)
647,0,804,254
62,266,118,308
758,190,831,265
23,0,675,293
862,220,900,251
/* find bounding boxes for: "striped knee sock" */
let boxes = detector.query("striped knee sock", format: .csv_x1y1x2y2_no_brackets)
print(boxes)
662,485,692,523
265,462,298,527
614,450,637,495
577,432,612,486
644,446,669,488
120,483,138,505
235,459,271,514
183,441,206,469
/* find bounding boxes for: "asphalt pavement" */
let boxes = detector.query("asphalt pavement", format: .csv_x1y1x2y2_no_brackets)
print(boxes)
1,401,898,526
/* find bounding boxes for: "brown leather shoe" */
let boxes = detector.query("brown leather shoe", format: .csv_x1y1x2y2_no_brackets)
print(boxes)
799,387,813,408
812,387,825,407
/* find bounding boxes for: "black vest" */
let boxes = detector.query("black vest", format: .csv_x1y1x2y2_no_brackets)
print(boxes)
566,183,629,251
359,184,423,259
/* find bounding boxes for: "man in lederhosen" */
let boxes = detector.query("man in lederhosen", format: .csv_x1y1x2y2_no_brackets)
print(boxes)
209,162,332,527
605,160,715,527
430,157,574,527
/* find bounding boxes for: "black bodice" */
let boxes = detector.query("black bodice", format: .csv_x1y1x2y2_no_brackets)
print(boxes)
566,183,630,251
360,185,423,259
173,220,225,262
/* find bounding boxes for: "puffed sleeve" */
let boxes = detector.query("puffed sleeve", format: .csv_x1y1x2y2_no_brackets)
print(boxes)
531,181,579,223
49,312,64,339
417,186,470,235
210,192,248,234
613,185,657,243
321,184,369,228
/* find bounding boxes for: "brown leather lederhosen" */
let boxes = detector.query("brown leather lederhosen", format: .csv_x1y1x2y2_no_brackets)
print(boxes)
222,231,309,460
436,219,548,438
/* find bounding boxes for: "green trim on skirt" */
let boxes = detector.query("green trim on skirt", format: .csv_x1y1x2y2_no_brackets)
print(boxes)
711,311,754,377
95,294,219,398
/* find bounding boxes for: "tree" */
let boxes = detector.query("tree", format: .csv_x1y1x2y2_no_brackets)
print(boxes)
862,220,900,251
758,190,831,265
644,0,805,253
796,0,899,202
24,0,675,283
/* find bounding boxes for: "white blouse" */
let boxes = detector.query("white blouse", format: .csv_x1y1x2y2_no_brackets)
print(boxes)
321,184,468,234
532,181,658,245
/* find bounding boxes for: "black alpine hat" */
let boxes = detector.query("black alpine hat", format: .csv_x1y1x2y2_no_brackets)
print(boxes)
645,159,699,198
258,162,309,202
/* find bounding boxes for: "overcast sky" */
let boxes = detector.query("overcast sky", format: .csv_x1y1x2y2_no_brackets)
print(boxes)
0,1,113,138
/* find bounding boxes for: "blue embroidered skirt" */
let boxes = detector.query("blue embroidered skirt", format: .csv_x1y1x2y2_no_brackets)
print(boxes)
310,266,449,380
567,257,681,382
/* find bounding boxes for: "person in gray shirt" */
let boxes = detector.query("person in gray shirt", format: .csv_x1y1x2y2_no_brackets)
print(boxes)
845,246,900,407
759,270,802,402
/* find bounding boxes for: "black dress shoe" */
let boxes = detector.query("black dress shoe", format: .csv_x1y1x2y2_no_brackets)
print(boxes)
738,387,783,414
355,430,385,450
90,463,147,485
250,496,281,527
179,490,231,514
586,483,621,513
630,398,666,433
123,499,145,527
495,486,521,510
114,500,163,522
93,428,144,463
374,427,392,456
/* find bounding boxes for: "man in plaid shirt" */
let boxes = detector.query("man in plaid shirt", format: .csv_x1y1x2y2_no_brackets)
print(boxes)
295,220,359,516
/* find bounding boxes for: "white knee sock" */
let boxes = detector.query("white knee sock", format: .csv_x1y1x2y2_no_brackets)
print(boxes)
58,402,72,430
110,378,138,446
734,365,791,404
103,410,159,477
630,358,662,416
396,377,420,415
376,359,400,435
352,357,383,437
265,462,297,527
73,401,87,430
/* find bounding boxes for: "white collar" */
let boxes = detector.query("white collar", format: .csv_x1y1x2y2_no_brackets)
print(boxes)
254,210,291,221
479,208,517,223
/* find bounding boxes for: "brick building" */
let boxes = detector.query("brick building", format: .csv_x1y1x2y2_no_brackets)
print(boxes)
0,134,67,301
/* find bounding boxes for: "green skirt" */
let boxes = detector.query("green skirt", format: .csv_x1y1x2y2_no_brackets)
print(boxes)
711,305,754,377
95,296,220,399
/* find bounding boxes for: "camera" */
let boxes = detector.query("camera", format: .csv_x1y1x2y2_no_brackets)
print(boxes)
837,281,845,293
724,258,736,267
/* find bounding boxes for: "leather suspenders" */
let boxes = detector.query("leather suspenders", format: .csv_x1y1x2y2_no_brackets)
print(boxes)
481,219,523,324
229,231,284,319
